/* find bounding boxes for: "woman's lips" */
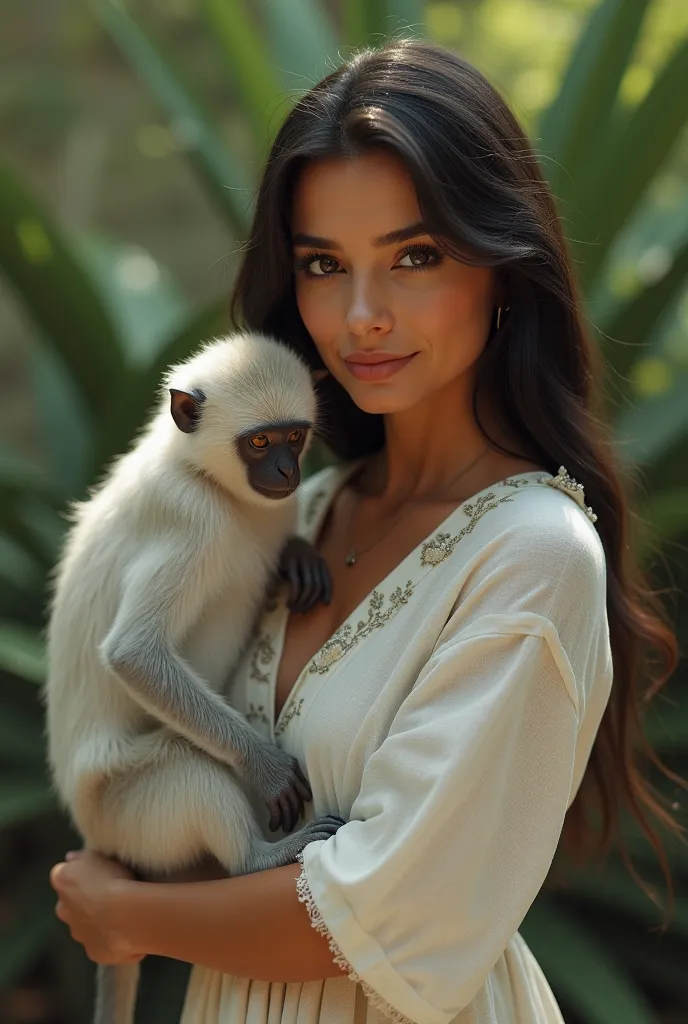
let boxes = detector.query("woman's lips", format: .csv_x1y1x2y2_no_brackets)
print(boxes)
344,352,418,381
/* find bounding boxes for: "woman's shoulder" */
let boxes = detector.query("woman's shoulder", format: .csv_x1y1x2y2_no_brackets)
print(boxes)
454,470,606,607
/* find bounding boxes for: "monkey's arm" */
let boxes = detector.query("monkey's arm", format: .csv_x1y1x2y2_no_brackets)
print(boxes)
107,863,345,982
99,543,311,825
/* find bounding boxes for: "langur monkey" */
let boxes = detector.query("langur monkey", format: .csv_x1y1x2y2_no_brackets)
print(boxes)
44,332,345,1024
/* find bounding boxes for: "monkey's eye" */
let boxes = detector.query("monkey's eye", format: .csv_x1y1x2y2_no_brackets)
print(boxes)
288,429,303,444
249,434,270,449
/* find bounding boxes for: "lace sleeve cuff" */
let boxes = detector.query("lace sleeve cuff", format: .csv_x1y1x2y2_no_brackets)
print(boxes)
295,850,416,1024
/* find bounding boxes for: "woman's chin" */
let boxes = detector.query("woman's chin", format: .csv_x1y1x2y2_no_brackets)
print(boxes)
347,387,417,415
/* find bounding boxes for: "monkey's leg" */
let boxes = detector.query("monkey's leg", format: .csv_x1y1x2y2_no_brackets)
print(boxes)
84,732,345,880
94,962,139,1024
233,814,346,875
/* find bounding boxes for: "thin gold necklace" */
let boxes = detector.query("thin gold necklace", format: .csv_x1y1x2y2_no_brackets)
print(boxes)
344,445,493,567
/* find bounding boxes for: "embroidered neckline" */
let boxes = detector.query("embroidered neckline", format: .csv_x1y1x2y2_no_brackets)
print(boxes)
250,462,597,738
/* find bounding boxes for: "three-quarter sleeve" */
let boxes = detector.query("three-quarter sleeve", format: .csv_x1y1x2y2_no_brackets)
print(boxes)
296,518,610,1024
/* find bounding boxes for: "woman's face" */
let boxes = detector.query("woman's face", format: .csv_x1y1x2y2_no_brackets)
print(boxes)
291,150,498,416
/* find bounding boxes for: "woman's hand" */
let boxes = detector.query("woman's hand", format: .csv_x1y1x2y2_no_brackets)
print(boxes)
49,850,145,965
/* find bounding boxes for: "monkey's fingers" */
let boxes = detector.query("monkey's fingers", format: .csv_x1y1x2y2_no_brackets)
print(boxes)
285,561,302,612
296,562,319,614
281,789,301,834
294,762,312,802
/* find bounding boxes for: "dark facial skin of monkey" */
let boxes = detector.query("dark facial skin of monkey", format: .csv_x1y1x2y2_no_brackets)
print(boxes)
169,392,333,615
234,422,312,497
235,424,334,615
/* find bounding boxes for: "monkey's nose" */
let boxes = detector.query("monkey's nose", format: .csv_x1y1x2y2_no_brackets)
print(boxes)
278,464,295,484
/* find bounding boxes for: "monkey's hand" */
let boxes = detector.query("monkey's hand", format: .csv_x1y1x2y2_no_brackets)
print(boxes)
244,740,313,833
277,536,332,614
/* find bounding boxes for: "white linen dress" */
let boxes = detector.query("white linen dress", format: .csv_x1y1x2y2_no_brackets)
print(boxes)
180,459,613,1024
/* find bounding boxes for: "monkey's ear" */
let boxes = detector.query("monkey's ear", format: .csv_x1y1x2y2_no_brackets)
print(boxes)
169,388,205,433
311,368,330,384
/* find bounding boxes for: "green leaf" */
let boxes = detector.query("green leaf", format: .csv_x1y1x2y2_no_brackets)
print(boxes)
258,0,339,88
0,869,59,989
570,862,688,941
0,534,45,598
639,487,688,546
28,338,94,493
0,447,66,504
0,162,126,421
598,231,688,390
521,897,654,1024
97,300,230,465
0,503,56,571
611,930,688,1003
613,367,688,467
0,619,46,684
539,0,651,204
389,0,426,36
576,37,688,287
571,909,688,1005
0,450,65,567
344,0,389,49
204,0,285,147
642,691,688,753
72,233,189,371
0,695,45,767
0,779,54,829
92,0,251,234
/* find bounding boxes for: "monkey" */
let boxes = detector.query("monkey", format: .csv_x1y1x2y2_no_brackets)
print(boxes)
43,332,346,1024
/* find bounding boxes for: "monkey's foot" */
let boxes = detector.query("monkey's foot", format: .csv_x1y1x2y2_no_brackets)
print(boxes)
277,536,332,613
244,814,346,873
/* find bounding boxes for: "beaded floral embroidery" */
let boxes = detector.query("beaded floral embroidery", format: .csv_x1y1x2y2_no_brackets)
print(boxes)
245,702,269,726
274,697,305,737
248,632,276,684
308,581,415,676
420,490,515,565
544,465,598,523
247,470,595,736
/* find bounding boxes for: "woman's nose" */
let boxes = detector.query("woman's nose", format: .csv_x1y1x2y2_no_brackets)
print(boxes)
344,279,394,335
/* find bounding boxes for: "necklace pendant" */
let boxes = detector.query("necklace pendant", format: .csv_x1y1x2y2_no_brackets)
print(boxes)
345,550,357,567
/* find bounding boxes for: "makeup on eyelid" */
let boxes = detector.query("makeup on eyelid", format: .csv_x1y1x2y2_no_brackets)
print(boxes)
293,242,443,278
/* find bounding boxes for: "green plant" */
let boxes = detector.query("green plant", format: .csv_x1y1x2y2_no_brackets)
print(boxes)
0,0,686,1021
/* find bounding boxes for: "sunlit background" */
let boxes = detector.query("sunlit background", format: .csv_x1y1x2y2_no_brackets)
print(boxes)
1,1,687,1022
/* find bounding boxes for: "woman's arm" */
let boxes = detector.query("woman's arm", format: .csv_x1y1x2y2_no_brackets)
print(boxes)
110,861,346,981
51,849,346,980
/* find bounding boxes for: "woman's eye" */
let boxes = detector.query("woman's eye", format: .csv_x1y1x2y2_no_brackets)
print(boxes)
396,247,440,269
295,245,441,279
307,255,340,276
249,434,270,449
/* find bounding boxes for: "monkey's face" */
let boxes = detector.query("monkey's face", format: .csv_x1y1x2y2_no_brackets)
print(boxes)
235,422,311,499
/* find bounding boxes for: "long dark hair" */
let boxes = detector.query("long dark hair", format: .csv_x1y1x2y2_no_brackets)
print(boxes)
230,38,686,917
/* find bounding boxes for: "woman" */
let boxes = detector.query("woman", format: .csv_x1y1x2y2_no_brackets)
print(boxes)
50,38,684,1024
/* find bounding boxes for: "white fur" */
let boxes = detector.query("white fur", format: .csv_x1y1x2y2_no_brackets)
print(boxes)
42,332,335,1024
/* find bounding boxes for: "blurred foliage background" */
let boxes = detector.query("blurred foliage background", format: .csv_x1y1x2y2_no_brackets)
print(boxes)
1,0,688,1022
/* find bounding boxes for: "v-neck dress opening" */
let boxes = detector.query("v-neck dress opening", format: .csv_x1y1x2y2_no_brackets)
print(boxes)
270,463,552,738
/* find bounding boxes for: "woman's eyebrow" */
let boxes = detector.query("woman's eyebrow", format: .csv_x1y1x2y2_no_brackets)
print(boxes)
291,221,429,250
